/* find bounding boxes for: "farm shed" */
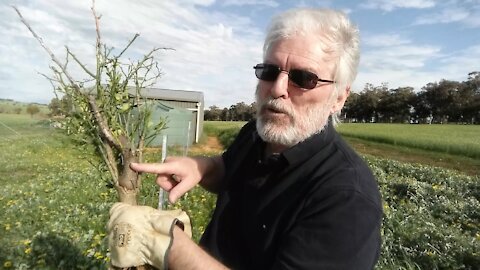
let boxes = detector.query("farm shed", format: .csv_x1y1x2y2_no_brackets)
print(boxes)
128,87,204,147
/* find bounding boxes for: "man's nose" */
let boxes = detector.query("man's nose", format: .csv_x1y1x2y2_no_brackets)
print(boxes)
269,71,289,99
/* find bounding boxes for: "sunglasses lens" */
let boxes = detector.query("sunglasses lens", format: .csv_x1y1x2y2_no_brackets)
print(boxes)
290,70,318,89
255,64,279,81
254,64,325,90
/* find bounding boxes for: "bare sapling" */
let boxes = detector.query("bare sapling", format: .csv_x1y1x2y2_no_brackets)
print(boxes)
12,2,169,206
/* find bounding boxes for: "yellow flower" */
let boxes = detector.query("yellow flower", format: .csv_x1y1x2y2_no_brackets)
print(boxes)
94,252,104,259
7,200,16,206
25,247,32,254
3,261,12,268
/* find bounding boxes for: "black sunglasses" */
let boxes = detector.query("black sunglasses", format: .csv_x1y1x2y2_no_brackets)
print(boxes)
253,63,335,90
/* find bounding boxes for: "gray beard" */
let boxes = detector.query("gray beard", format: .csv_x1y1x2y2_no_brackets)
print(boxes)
255,94,331,147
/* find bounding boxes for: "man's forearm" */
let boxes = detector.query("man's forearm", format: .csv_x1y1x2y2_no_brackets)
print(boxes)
197,155,225,193
168,226,229,270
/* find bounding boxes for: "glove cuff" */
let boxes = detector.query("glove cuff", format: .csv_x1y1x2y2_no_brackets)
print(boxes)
160,218,175,270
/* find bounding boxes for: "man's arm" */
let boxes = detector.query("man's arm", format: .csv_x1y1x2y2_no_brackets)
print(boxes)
196,155,225,193
130,155,225,203
168,226,229,270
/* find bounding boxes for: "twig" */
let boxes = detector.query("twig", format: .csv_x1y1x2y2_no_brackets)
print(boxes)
66,46,96,78
12,6,77,89
118,33,140,58
91,0,102,52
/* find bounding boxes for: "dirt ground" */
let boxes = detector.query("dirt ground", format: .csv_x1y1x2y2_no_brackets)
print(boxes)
188,136,224,156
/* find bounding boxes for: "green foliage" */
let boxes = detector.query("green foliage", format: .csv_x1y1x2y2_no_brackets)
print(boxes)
343,76,480,124
48,96,72,116
26,104,40,117
369,158,480,269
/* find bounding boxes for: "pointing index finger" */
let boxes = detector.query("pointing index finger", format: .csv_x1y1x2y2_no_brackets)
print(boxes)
130,162,172,175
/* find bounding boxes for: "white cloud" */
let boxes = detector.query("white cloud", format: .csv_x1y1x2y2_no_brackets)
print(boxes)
464,13,480,27
356,31,444,92
438,45,480,78
178,0,216,6
363,34,411,47
361,0,436,11
354,34,479,93
414,7,469,24
2,0,478,108
222,0,279,7
2,0,264,107
362,45,441,70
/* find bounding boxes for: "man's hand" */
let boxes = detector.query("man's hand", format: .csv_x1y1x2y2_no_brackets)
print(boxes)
130,155,224,203
107,202,191,269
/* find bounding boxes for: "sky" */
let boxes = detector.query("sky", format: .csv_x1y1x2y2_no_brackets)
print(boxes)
1,0,479,108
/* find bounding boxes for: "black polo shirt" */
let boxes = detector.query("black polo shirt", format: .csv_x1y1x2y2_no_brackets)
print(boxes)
200,120,382,270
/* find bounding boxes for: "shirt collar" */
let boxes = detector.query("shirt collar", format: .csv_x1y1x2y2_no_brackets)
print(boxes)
252,120,336,169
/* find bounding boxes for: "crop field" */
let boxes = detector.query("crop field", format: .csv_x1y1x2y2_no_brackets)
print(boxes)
1,116,479,269
337,123,480,159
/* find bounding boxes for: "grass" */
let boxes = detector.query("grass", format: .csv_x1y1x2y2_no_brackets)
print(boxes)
203,121,247,136
0,114,216,269
344,137,480,176
0,115,111,269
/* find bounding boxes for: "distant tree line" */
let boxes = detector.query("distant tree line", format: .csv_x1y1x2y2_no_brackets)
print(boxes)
204,72,480,124
204,101,257,121
0,99,44,116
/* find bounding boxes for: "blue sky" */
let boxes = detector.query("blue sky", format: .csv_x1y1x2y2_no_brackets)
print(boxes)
1,0,479,107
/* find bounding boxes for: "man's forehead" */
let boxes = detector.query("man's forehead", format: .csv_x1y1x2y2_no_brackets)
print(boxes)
265,37,336,66
265,48,336,72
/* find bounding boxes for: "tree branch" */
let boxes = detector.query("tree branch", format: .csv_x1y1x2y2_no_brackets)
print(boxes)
12,6,78,90
91,0,102,53
87,95,123,151
66,46,96,78
118,33,140,58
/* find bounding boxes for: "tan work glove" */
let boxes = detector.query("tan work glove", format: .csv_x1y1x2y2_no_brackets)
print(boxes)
107,202,192,270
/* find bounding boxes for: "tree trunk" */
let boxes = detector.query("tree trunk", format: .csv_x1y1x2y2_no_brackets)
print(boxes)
116,151,139,205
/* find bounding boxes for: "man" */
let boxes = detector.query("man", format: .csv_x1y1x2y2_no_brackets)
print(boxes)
108,8,382,270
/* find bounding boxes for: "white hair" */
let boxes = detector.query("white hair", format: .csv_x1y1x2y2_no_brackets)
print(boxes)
263,8,360,125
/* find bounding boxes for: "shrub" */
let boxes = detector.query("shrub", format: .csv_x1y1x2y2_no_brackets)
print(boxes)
369,158,480,269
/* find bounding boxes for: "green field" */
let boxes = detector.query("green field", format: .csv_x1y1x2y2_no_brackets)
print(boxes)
1,116,479,269
337,123,480,159
0,100,49,116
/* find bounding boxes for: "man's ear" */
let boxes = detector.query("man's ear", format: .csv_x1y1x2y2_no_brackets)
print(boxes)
331,87,350,114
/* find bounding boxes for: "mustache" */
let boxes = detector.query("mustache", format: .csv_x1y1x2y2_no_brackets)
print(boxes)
258,97,294,117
